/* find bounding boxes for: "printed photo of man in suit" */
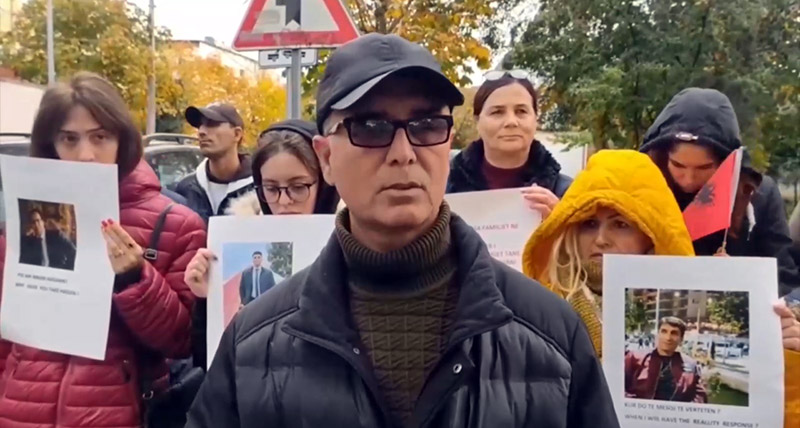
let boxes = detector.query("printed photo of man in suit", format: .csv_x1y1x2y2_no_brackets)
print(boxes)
239,251,276,305
19,208,77,271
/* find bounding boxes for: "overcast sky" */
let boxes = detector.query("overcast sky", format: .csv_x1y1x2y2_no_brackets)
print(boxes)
129,0,250,46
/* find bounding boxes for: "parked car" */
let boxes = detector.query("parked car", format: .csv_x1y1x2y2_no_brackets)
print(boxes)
142,133,203,190
0,132,203,232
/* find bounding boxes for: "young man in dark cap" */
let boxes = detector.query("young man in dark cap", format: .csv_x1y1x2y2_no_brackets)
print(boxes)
175,102,254,223
188,34,618,428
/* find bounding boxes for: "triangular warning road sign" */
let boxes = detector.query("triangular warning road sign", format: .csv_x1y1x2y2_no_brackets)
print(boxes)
233,0,360,50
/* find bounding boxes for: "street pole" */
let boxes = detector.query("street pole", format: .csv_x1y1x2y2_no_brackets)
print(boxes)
46,0,55,84
145,0,157,135
288,49,301,119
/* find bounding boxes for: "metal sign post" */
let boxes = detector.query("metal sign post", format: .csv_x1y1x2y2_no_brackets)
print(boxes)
288,49,302,119
235,0,360,119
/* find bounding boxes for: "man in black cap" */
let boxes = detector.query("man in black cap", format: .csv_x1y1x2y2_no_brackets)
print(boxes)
188,34,618,428
175,102,254,224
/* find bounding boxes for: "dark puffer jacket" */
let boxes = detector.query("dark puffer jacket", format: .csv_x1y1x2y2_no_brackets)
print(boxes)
447,139,572,197
187,215,619,428
641,87,800,296
0,160,205,428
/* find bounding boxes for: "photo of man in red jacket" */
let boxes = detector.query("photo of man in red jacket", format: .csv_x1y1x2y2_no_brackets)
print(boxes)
625,316,708,403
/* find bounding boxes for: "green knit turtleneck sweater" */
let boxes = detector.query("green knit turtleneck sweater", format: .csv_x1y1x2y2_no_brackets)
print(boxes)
335,203,459,427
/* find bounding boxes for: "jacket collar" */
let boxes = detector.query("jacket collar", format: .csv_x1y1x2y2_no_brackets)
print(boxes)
453,139,563,191
282,214,513,352
195,156,253,202
119,160,162,207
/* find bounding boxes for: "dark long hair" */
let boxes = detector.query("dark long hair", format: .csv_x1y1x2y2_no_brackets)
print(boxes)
473,76,538,116
30,72,143,178
251,128,339,215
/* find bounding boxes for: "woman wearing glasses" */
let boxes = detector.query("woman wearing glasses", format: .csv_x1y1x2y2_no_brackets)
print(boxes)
447,70,572,218
184,119,339,369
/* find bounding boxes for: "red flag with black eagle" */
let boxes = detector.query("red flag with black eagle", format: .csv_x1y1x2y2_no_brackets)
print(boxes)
682,148,743,241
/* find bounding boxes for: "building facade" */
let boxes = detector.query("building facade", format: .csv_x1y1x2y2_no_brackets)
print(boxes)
174,37,271,81
0,0,20,33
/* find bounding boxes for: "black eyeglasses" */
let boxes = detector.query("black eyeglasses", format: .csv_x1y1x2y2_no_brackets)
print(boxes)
327,115,454,148
257,182,316,203
483,69,532,82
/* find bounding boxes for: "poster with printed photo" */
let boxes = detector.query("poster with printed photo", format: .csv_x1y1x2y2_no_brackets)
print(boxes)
445,188,541,271
0,156,119,360
220,241,292,326
604,255,783,428
207,215,335,367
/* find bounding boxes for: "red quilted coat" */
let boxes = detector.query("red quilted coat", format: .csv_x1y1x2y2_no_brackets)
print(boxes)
0,160,206,428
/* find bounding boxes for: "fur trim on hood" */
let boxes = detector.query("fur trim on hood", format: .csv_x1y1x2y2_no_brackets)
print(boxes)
224,191,262,216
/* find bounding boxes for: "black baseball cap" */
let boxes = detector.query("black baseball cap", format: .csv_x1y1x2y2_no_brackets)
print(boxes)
185,103,245,129
315,33,465,133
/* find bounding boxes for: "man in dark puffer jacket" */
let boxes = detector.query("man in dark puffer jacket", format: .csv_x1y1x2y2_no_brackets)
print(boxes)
187,33,618,428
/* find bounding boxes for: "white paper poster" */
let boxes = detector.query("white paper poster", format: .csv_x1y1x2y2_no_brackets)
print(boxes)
603,255,783,428
445,188,541,271
0,156,119,360
207,215,335,366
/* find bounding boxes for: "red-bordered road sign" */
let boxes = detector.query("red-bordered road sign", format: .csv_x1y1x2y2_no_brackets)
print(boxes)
233,0,360,50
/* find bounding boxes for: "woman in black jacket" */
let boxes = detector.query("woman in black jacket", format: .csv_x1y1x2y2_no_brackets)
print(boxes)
446,70,572,218
185,119,339,369
641,87,800,296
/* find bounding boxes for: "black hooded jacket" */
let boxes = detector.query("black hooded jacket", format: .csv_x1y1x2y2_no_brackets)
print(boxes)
447,139,572,197
641,88,800,295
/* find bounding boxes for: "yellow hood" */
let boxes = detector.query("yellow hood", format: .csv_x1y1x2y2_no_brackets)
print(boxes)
523,150,694,286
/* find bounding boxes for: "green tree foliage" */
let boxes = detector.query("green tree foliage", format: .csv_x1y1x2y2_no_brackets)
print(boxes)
0,0,171,127
707,292,749,335
267,242,293,279
0,0,286,141
625,294,648,334
514,0,800,172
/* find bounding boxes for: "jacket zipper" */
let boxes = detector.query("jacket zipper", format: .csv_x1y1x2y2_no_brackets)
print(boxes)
283,328,394,426
416,320,513,428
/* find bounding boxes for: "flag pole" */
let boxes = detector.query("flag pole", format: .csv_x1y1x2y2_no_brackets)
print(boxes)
720,228,730,254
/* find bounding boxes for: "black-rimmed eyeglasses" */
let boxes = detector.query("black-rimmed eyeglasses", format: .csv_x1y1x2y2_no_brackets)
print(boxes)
327,115,454,148
257,182,316,203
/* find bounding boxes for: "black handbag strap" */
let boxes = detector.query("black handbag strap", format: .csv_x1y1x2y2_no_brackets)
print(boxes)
139,203,175,406
143,204,174,261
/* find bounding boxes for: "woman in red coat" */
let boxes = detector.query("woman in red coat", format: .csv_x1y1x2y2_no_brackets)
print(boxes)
0,72,206,427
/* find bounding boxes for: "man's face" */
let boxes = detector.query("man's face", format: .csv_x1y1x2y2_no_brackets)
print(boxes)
31,212,45,238
313,76,452,233
667,143,719,194
656,323,683,356
252,253,263,267
198,118,241,159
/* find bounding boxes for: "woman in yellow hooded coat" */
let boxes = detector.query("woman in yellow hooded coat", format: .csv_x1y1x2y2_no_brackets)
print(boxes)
522,150,800,426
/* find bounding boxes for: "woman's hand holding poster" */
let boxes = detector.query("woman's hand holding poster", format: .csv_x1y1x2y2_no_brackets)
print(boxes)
603,255,783,428
0,156,119,360
206,215,335,366
445,188,541,271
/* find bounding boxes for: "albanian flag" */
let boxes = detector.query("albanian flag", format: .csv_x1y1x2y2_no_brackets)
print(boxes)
682,148,743,241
